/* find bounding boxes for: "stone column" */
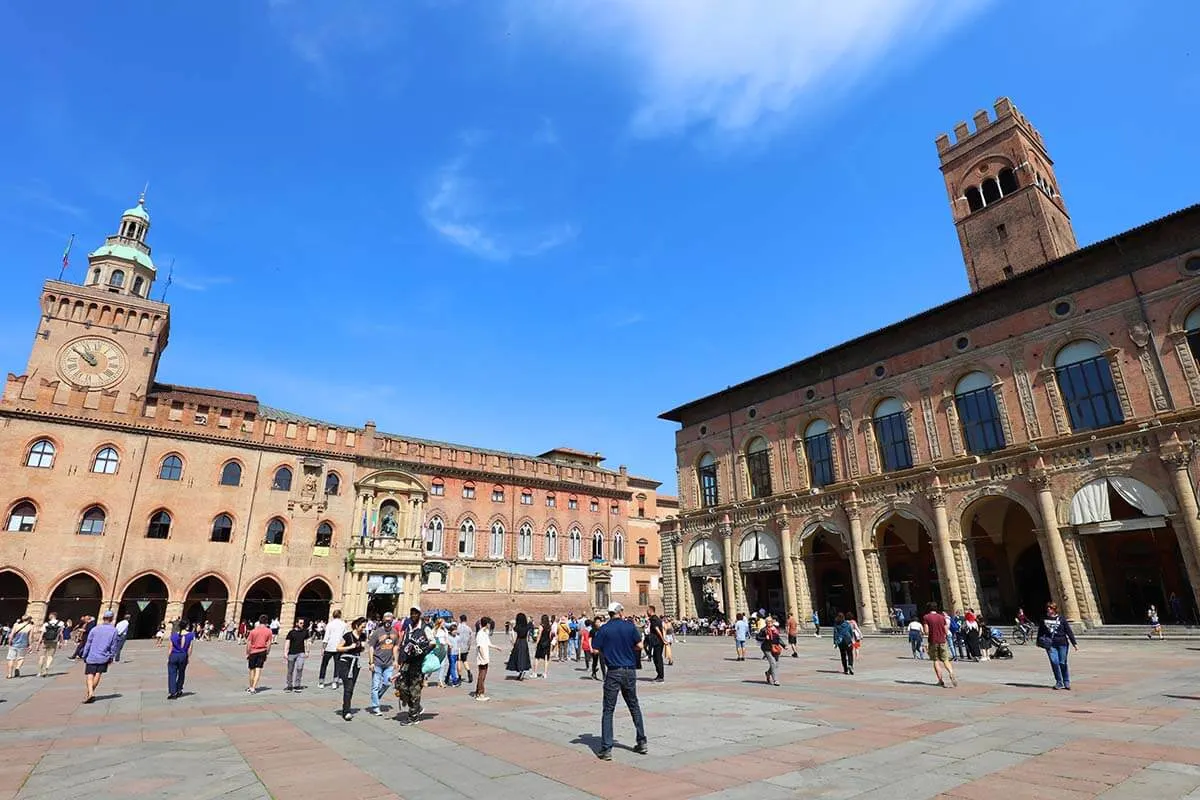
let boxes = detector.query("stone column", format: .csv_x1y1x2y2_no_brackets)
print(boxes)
719,520,736,619
793,553,814,628
1164,450,1200,612
1032,474,1080,622
672,534,687,619
845,503,875,628
164,601,184,625
778,513,799,622
24,600,46,622
928,491,963,612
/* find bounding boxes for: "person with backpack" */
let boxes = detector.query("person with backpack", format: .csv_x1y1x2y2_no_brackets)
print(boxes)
38,612,64,677
947,611,962,660
567,614,580,662
832,613,855,675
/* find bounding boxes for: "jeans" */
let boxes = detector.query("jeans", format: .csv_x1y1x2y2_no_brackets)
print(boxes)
567,638,577,661
591,651,607,679
838,643,854,673
370,664,393,708
600,667,646,752
113,634,127,662
1047,644,1070,687
649,639,664,680
447,653,459,686
286,653,305,688
319,651,338,683
167,652,188,695
948,634,961,660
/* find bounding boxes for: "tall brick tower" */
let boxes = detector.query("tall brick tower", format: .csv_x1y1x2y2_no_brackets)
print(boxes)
936,97,1078,292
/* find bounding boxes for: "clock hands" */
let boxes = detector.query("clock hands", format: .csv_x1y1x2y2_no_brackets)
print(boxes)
72,346,98,367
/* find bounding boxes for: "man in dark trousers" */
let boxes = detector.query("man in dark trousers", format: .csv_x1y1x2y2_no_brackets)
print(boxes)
646,605,665,682
590,602,648,761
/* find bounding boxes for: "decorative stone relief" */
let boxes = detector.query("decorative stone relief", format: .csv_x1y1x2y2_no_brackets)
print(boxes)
1104,348,1135,421
735,453,747,500
941,395,965,456
839,408,860,478
776,438,791,491
1169,331,1200,404
992,381,1016,447
792,435,809,491
1012,358,1042,439
903,407,920,464
921,395,942,461
862,419,880,474
1128,323,1170,412
1038,367,1070,436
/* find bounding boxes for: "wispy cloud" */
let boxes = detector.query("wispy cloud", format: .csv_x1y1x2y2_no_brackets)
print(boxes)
170,272,234,292
609,312,645,328
267,0,403,86
516,0,982,141
534,116,560,147
4,181,89,220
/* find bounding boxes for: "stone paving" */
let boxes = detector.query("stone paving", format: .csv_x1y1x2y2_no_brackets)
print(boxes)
2,633,1200,798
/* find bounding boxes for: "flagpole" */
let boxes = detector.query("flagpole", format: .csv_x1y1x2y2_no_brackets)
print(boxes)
58,234,75,280
159,258,175,303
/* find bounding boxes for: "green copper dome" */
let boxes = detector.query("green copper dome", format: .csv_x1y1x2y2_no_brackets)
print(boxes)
122,198,150,222
90,243,156,272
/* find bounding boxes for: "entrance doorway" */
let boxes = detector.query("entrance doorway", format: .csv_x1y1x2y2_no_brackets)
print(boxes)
119,574,169,638
875,514,939,618
594,581,610,610
807,527,856,623
296,578,333,624
242,577,283,624
185,576,229,627
961,494,1047,621
49,573,102,625
739,529,783,618
685,538,724,618
0,571,29,624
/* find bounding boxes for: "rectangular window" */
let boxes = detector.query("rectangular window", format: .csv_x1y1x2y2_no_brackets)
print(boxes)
589,500,599,512
1055,356,1125,432
805,433,835,488
638,545,646,565
568,498,578,510
546,496,556,508
996,223,1008,240
637,582,650,606
955,387,1007,454
521,493,533,506
873,413,913,472
431,484,444,496
746,450,772,498
699,465,718,507
492,489,504,502
463,485,475,499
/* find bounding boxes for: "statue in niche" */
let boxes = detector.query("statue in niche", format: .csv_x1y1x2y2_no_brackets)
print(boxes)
304,472,317,494
380,511,399,538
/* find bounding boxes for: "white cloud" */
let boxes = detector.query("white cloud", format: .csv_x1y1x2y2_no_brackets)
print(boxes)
517,0,981,139
267,0,402,83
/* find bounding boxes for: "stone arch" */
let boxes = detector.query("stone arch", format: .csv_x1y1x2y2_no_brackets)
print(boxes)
296,576,335,623
47,570,105,623
46,567,108,601
867,501,936,546
859,388,916,420
1039,329,1115,370
242,572,289,603
953,484,1039,534
485,511,509,529
184,571,235,599
1166,288,1200,333
795,515,849,553
453,510,478,530
118,569,177,601
0,566,38,603
184,574,231,625
1063,469,1177,520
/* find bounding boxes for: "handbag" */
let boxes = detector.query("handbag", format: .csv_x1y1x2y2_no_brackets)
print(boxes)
769,643,783,657
1036,634,1052,649
421,650,442,674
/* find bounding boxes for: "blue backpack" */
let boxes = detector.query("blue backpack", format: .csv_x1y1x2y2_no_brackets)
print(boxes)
949,616,961,634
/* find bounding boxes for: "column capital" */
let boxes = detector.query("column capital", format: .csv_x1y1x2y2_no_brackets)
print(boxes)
1162,447,1193,471
1029,472,1053,492
926,489,947,508
844,502,861,522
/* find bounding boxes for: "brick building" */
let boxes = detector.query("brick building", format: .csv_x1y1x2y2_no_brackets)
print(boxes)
658,98,1200,630
0,196,668,635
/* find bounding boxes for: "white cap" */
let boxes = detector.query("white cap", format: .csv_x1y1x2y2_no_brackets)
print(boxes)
607,602,624,614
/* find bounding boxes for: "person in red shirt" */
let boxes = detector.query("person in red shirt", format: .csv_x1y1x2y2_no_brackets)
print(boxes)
786,613,799,658
921,602,957,688
245,615,274,694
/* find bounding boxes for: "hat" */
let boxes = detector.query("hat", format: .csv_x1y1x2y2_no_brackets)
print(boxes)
607,602,624,614
409,606,421,615
102,610,114,619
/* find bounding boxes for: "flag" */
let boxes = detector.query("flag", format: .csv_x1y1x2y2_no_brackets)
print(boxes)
360,508,368,544
58,234,75,279
370,507,378,536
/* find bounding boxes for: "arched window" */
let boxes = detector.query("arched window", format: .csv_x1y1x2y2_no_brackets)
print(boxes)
568,527,582,562
147,510,172,539
698,453,718,508
568,494,578,510
271,466,292,491
1054,340,1124,431
91,446,119,474
610,502,619,516
489,521,505,558
589,497,600,512
6,501,37,532
211,513,233,543
491,485,505,502
430,477,445,496
518,523,533,560
546,492,557,508
458,519,476,556
132,276,145,297
613,531,625,564
462,481,476,500
316,522,334,548
1185,306,1200,363
520,488,533,506
264,518,285,546
998,167,1018,195
965,186,984,212
873,398,913,471
158,454,183,481
324,472,341,496
804,420,835,487
219,461,242,486
981,177,1001,204
592,530,605,561
545,525,558,561
746,437,772,498
425,517,444,554
79,506,106,536
955,371,1006,454
25,439,56,468
109,269,125,288
636,494,646,518
91,268,101,285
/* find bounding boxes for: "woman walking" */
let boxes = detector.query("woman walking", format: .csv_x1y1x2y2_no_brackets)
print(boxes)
589,616,608,680
663,617,675,666
832,613,855,675
6,616,33,679
534,614,553,678
505,612,532,680
336,617,367,720
759,616,782,686
1036,602,1078,690
167,621,195,699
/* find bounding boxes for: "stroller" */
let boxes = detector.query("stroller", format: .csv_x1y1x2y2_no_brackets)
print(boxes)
984,627,1013,659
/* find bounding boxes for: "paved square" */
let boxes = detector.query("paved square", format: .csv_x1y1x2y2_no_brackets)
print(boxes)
2,635,1199,798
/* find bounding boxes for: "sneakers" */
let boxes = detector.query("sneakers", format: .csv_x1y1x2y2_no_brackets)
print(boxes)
245,687,256,694
634,742,648,755
369,707,383,716
343,713,353,722
597,750,612,761
791,653,799,658
474,694,491,702
284,686,293,692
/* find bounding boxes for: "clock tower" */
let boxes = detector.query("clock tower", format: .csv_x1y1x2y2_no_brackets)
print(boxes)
22,196,170,400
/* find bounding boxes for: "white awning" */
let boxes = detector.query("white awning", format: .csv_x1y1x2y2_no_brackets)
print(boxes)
1068,477,1169,525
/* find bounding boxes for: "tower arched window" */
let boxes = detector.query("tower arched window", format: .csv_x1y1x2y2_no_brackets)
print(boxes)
147,510,172,539
698,453,718,508
91,268,101,285
79,506,106,536
955,372,1006,454
25,439,56,468
981,177,1001,205
109,269,125,288
745,436,772,498
518,523,533,560
965,186,984,212
998,167,1018,195
132,276,145,297
804,419,835,488
271,466,293,491
1185,306,1200,363
315,522,334,548
6,501,38,532
545,525,558,561
91,446,120,474
873,398,913,471
592,530,605,561
1054,340,1124,431
158,454,183,481
458,519,476,556
264,518,285,546
219,461,242,486
613,531,625,564
211,513,233,542
489,521,505,558
425,517,444,554
324,472,341,496
568,527,582,562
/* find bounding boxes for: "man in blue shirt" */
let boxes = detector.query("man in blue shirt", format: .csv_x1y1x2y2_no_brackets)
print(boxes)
589,602,648,760
80,610,121,704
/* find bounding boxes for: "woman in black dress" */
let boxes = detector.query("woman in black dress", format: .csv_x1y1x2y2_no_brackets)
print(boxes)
534,614,553,679
505,612,532,679
335,617,367,721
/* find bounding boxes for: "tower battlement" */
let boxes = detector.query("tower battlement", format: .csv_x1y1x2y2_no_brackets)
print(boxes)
935,97,1045,156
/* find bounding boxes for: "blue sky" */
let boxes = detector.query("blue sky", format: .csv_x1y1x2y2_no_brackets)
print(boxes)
1,1,1197,488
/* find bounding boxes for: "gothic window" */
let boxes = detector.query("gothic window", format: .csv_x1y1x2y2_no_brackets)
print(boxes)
545,525,558,561
147,510,172,539
489,521,505,558
518,523,533,560
79,506,106,536
91,446,119,474
109,269,125,288
965,186,984,212
520,488,533,505
698,453,719,507
25,439,56,468
981,177,1001,205
746,437,772,498
804,420,835,487
219,461,242,486
132,276,145,297
324,472,341,495
264,518,285,546
425,517,444,554
462,481,476,500
272,466,293,491
873,398,913,471
491,485,504,502
568,527,582,562
316,522,333,548
592,530,605,561
430,478,445,496
1054,340,1124,432
1185,306,1200,364
6,501,37,532
546,492,556,508
998,167,1018,195
458,519,476,556
159,454,183,481
211,513,233,543
613,531,625,564
955,371,1006,454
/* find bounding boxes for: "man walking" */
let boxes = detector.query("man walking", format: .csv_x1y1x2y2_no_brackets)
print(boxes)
456,615,473,686
38,612,64,677
590,602,648,761
245,615,273,693
395,607,433,725
365,612,397,716
471,617,500,701
80,610,120,703
786,613,800,657
319,610,346,688
646,606,665,682
284,617,308,691
112,614,131,662
922,601,958,688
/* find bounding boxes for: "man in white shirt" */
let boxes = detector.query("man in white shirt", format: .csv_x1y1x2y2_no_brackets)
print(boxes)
113,614,131,662
455,615,473,686
471,617,501,701
319,610,347,688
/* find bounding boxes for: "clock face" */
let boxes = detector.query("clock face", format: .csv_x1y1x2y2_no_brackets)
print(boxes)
57,337,128,389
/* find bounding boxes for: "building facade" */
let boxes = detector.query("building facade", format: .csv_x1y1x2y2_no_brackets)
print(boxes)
0,198,667,635
659,98,1200,630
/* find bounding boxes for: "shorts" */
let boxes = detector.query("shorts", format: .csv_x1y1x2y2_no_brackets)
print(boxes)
927,642,949,662
247,652,268,670
787,635,797,645
84,662,108,675
735,639,747,648
6,646,27,661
